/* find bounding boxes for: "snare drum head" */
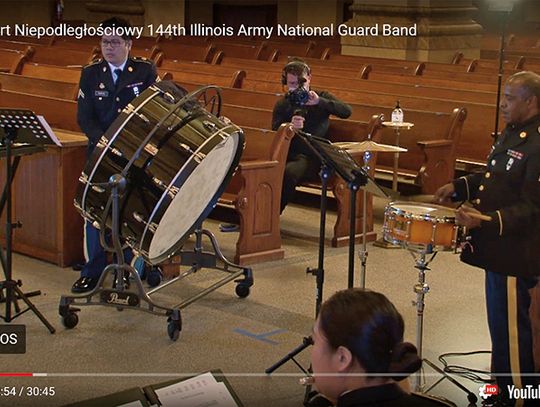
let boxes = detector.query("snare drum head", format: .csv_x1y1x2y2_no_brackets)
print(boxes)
388,201,455,220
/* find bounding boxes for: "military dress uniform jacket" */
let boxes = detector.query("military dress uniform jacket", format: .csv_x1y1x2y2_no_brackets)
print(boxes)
77,57,158,154
452,114,540,277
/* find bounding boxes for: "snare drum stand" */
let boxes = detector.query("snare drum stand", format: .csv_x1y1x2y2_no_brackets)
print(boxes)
59,174,183,341
409,247,477,405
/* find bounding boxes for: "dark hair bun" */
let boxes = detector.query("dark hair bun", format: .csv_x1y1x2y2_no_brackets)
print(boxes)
388,342,422,381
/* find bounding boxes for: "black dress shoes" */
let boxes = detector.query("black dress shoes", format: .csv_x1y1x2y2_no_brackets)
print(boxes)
71,276,98,293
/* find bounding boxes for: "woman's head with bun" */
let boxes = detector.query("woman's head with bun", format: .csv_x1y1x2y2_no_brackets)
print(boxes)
310,288,421,402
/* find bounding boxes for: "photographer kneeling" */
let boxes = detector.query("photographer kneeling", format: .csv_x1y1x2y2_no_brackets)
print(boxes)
271,59,352,213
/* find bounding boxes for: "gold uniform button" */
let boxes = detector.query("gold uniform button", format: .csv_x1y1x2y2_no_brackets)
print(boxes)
485,172,491,178
491,159,496,166
116,97,120,102
475,198,481,204
117,108,122,113
519,131,527,139
479,185,485,191
128,66,133,72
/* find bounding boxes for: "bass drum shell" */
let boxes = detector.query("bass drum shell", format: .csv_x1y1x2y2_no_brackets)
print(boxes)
75,85,244,264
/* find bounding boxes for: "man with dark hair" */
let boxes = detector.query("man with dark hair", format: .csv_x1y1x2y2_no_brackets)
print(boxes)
271,59,352,213
72,17,158,293
435,71,540,407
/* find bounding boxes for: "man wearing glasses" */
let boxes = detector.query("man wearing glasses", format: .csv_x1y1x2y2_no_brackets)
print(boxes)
73,17,158,293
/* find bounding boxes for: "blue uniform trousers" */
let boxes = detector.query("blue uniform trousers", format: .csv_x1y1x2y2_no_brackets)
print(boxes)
486,271,539,406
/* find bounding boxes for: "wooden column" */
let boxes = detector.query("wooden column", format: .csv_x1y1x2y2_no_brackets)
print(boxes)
342,0,483,63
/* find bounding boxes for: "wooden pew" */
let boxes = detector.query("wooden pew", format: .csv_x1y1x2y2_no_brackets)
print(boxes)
15,61,82,84
0,89,79,131
159,68,245,89
0,48,30,73
219,103,384,246
217,124,294,264
0,72,78,100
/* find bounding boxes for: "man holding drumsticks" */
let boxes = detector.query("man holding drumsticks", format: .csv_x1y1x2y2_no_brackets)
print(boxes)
435,71,540,407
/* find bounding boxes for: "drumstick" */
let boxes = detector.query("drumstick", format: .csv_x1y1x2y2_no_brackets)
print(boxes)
403,195,493,220
453,208,492,222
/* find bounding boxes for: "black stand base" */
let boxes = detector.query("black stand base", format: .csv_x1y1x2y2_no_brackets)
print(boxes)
0,279,55,333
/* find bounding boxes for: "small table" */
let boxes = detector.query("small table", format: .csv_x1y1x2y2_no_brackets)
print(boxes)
382,121,414,192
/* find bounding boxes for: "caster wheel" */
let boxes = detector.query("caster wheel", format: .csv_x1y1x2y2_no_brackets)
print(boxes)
235,284,250,298
62,312,79,329
167,320,181,341
147,267,163,288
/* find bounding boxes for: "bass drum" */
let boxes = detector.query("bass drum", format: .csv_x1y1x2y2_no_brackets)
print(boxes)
75,84,244,264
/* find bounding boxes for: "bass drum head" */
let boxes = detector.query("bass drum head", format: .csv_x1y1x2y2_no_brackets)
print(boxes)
148,132,240,263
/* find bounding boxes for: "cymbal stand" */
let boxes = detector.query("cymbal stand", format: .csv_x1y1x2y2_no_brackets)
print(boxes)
409,247,477,405
358,151,372,289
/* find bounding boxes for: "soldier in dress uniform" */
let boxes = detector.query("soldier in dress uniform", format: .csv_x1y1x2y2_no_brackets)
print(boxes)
435,71,540,407
72,17,158,293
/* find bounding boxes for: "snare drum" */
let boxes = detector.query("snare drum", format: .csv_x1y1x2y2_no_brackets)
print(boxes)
75,84,243,264
383,202,459,251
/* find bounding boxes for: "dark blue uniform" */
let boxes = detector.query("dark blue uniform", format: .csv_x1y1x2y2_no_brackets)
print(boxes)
77,57,157,281
453,115,540,406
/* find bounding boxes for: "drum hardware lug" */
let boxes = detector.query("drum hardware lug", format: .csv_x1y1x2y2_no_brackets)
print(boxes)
136,112,150,124
167,186,179,199
132,212,158,233
109,146,123,157
163,92,176,104
92,220,101,229
124,103,135,115
202,120,217,131
99,135,109,146
79,174,88,184
91,184,105,193
193,151,206,164
179,143,194,154
144,142,158,156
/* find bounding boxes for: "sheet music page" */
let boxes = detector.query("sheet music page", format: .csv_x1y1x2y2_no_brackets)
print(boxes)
117,400,145,407
36,115,62,146
155,372,239,407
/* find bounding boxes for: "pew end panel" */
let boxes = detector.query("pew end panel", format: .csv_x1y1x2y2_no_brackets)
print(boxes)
217,124,294,265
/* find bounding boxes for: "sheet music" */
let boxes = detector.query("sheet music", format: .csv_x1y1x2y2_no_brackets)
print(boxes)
155,372,238,407
36,115,62,146
117,401,145,407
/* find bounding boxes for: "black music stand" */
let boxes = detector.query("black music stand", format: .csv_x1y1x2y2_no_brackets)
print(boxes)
0,109,56,333
265,131,385,380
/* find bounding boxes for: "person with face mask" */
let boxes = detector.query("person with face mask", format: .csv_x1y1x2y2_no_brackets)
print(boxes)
271,58,352,213
72,17,158,293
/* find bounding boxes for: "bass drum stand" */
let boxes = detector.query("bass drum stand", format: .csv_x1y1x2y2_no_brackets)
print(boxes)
408,245,477,405
59,174,253,341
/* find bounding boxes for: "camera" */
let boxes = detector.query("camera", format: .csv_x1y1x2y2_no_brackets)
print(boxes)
285,86,309,106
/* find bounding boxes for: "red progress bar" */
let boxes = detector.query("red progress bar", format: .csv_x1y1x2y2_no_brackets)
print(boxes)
0,373,33,377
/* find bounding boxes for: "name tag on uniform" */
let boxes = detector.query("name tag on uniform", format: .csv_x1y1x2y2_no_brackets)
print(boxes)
126,82,143,88
94,90,109,97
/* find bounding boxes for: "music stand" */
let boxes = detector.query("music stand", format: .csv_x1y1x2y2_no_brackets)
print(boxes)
265,131,386,379
0,109,56,333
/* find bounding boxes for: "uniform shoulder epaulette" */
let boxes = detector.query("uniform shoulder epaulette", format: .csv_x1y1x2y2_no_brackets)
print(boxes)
131,56,153,64
82,58,103,69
